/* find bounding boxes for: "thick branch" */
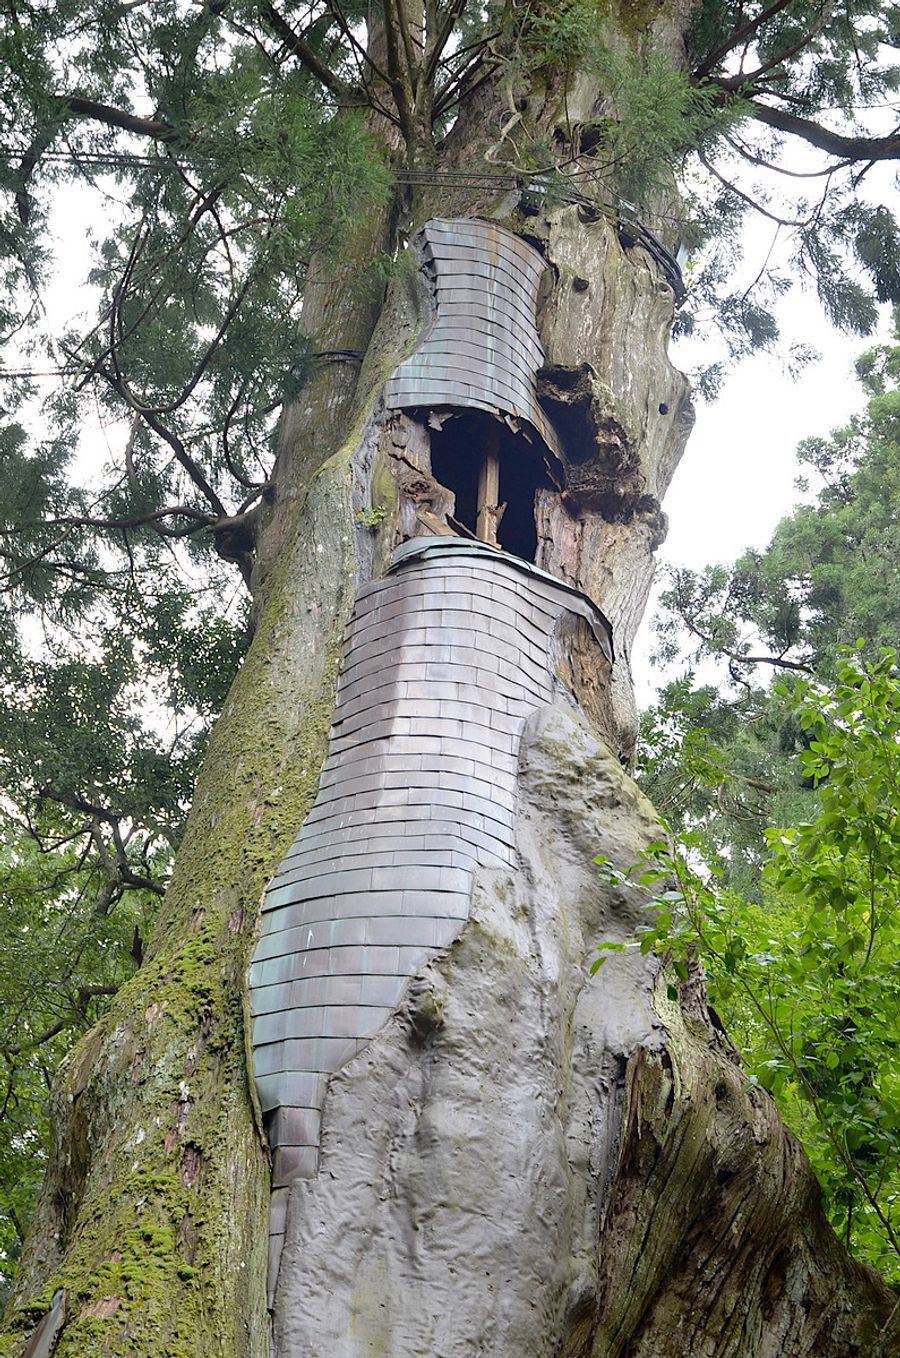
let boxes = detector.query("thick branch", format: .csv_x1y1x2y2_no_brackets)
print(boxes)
724,132,853,179
38,788,130,826
14,125,61,224
380,0,416,141
745,98,900,162
707,79,900,162
422,0,468,93
14,98,176,223
393,0,420,96
259,3,354,101
694,0,798,78
63,95,180,142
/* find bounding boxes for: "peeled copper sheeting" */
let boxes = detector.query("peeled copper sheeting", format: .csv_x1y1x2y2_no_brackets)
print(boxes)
383,219,562,463
248,537,612,1297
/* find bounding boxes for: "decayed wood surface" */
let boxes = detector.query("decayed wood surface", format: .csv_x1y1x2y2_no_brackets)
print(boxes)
592,991,897,1358
475,427,502,545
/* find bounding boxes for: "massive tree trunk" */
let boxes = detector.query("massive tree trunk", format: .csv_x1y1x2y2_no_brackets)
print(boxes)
2,6,896,1357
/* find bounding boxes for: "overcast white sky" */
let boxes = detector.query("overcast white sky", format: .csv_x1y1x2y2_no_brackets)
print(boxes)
630,316,894,705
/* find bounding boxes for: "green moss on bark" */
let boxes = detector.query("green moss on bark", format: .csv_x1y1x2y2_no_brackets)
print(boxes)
2,448,360,1357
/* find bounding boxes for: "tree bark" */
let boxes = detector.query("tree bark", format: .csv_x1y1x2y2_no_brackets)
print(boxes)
2,6,896,1357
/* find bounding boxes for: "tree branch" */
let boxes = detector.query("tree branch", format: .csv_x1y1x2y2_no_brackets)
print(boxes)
0,505,218,536
97,367,229,518
380,0,416,141
724,131,853,179
14,124,62,224
259,3,354,101
77,984,122,1002
14,96,177,223
393,0,421,96
693,0,798,79
744,98,900,162
422,0,468,93
696,631,815,676
697,149,808,227
3,1020,69,1058
139,409,228,517
433,58,498,122
38,788,128,826
63,95,180,143
325,0,395,93
3,988,119,1057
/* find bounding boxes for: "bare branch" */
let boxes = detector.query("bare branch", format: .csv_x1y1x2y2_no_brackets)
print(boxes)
697,150,809,227
724,132,854,179
14,124,61,224
77,984,121,1002
0,527,78,585
3,1020,69,1058
259,2,355,101
3,988,119,1057
693,0,798,80
676,609,816,677
97,365,229,516
744,98,900,163
282,0,401,130
0,505,217,536
64,95,180,143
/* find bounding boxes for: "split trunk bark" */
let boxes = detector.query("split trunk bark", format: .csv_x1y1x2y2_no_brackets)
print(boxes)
2,6,896,1357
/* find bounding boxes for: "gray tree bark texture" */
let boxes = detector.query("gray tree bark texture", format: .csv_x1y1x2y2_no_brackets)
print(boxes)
3,8,898,1356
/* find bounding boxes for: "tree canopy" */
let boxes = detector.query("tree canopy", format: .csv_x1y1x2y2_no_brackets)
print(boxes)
609,651,900,1283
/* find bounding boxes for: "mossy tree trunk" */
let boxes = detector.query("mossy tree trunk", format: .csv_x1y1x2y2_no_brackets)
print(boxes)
3,5,897,1356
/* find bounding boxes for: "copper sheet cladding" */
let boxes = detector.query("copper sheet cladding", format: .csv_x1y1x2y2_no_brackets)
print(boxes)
383,218,562,462
248,538,612,1299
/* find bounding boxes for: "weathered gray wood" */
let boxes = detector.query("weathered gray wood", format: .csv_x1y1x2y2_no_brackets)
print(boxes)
475,426,502,545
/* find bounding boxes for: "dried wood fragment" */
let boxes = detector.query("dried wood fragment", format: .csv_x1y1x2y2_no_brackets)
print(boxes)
475,427,503,546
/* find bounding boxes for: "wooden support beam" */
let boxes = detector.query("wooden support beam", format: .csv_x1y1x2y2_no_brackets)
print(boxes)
476,426,503,546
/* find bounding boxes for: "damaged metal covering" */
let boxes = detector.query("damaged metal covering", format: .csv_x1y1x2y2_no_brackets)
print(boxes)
384,218,563,466
391,537,613,663
248,537,613,1299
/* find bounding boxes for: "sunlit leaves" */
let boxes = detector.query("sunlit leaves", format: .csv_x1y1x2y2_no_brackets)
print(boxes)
607,653,900,1280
